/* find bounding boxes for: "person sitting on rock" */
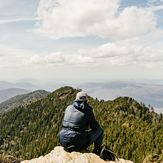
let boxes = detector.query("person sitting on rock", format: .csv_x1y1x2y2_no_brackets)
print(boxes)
59,91,104,155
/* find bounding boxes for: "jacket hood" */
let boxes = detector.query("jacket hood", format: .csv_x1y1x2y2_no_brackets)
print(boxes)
73,100,85,110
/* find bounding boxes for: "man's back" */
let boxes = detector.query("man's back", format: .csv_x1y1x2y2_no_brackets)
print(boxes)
62,101,99,132
59,91,103,152
62,104,89,132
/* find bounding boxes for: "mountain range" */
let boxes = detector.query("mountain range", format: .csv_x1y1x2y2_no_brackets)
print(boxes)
1,80,163,114
0,86,162,163
0,81,35,90
0,90,50,114
0,88,30,103
79,81,163,113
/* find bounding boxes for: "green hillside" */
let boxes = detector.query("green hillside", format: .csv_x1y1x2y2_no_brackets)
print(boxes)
0,86,162,163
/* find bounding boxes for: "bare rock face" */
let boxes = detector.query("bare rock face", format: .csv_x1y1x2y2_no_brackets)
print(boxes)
21,146,134,163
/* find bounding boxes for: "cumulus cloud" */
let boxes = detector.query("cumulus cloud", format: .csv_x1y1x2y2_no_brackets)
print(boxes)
29,52,65,65
34,0,163,68
37,0,157,39
28,52,94,66
28,55,43,64
1,0,163,69
78,34,163,65
68,55,94,65
45,52,65,64
27,31,163,67
1,38,163,72
0,46,94,68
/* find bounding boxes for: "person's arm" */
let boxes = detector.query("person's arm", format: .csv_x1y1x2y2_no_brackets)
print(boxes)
88,108,100,131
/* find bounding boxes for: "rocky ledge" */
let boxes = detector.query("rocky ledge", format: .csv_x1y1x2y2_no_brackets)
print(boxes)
21,146,134,163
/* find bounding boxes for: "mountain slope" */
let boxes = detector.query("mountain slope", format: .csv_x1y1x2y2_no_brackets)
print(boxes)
0,90,50,114
0,88,29,103
0,87,162,163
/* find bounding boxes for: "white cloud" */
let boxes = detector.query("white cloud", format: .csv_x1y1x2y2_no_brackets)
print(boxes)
68,55,94,64
27,30,163,67
0,17,39,25
28,52,94,66
78,34,163,66
0,0,163,80
28,55,43,65
45,52,65,64
1,33,163,70
35,0,163,67
29,52,65,65
0,46,94,68
37,0,157,39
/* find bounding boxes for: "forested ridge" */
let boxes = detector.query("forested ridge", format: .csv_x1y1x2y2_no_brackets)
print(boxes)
0,86,162,163
0,90,50,114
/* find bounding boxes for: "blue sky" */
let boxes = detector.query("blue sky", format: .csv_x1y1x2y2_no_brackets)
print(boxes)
0,0,163,84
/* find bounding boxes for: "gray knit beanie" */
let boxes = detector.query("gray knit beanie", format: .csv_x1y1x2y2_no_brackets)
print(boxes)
75,91,88,101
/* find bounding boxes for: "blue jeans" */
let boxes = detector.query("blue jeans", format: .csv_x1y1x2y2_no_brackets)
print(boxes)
88,127,104,150
59,127,104,151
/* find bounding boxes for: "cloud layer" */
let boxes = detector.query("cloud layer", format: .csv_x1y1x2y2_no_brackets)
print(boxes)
1,0,163,81
27,29,163,67
37,0,157,39
34,0,163,68
1,0,163,68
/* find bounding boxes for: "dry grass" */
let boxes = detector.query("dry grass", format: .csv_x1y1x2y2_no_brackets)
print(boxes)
0,154,20,163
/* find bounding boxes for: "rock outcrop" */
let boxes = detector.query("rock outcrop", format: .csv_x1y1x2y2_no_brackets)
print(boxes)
21,146,134,163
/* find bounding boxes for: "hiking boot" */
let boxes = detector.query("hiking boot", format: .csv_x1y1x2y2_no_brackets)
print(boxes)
92,148,101,156
100,145,116,161
92,145,103,156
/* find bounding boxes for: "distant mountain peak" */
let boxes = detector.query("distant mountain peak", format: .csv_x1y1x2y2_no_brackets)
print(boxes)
0,88,29,103
0,89,50,113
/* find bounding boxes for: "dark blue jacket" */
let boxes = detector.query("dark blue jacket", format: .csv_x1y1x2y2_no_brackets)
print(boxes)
59,100,100,148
